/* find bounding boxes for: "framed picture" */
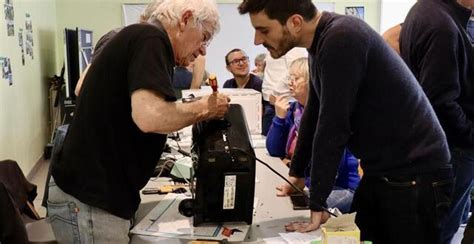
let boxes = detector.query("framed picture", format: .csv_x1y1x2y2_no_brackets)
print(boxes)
345,6,365,20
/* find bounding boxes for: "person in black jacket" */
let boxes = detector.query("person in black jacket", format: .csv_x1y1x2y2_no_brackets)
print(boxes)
239,0,453,243
399,1,474,243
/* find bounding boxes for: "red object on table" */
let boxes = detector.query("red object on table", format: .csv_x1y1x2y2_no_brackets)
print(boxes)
209,74,218,92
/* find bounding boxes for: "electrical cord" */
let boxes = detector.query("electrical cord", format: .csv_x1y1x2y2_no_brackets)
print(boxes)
156,159,175,178
229,147,338,218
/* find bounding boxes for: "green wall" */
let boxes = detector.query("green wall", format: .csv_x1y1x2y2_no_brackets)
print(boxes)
331,0,380,31
54,0,154,71
0,0,58,173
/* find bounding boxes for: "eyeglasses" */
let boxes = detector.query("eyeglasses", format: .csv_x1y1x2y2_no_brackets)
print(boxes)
229,56,249,66
201,32,211,48
288,75,298,82
288,74,305,84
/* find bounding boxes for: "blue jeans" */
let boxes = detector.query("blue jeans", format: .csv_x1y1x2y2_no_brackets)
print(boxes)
43,124,69,208
326,186,355,214
352,167,454,244
47,177,131,244
441,147,474,244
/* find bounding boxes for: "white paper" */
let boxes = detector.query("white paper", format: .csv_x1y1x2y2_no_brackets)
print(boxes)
264,236,288,243
279,230,321,244
130,193,249,241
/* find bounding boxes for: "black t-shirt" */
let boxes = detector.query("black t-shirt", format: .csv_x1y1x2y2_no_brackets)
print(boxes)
90,27,122,64
51,22,177,219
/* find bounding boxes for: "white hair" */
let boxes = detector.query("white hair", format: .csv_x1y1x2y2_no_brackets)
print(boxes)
290,57,309,83
254,53,266,63
151,0,220,41
139,0,165,23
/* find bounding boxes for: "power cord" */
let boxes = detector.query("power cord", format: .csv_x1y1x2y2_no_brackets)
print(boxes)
229,147,338,218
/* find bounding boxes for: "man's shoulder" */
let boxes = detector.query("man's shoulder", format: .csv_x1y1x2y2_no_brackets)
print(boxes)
223,78,235,88
249,73,263,83
407,1,454,29
120,23,168,39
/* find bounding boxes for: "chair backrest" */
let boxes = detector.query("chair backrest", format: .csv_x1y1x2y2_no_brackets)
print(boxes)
0,182,29,244
0,159,40,220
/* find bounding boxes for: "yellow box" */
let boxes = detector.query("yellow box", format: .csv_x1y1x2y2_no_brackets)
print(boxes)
321,226,360,244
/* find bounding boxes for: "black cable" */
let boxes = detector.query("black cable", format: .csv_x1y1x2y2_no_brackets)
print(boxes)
177,148,191,157
166,136,337,217
230,147,337,217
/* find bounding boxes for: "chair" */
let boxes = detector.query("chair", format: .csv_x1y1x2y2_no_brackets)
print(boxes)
0,182,29,244
0,160,57,243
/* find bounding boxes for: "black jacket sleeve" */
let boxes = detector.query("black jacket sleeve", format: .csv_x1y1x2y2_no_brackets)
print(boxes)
417,27,473,147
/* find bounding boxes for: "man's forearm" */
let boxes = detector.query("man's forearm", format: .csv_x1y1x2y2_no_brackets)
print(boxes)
151,100,209,134
131,89,209,134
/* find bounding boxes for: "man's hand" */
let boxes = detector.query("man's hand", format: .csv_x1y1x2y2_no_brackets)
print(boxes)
204,92,230,120
285,210,330,232
274,96,290,119
276,176,305,197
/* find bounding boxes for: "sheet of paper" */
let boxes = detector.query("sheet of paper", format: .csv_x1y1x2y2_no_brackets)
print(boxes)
263,236,288,243
131,193,249,241
279,230,321,244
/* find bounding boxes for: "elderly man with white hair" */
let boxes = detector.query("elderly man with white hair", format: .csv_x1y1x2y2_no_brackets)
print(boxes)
47,0,229,243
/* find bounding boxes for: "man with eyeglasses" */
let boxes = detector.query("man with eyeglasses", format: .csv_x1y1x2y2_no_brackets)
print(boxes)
223,48,263,92
48,0,229,243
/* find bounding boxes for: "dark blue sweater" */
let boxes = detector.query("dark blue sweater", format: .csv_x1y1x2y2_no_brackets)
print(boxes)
223,73,263,92
400,0,474,148
291,12,450,211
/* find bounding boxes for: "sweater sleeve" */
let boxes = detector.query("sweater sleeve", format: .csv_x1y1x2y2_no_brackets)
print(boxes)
306,29,366,211
417,27,473,147
266,107,294,157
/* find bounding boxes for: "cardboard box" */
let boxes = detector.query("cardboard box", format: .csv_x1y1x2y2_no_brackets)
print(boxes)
181,88,262,135
321,213,360,244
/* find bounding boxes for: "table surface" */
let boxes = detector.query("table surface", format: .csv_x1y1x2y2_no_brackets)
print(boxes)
131,148,311,243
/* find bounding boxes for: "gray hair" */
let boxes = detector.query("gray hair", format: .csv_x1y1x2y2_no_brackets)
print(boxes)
254,53,266,63
151,0,220,41
290,57,309,83
139,0,165,23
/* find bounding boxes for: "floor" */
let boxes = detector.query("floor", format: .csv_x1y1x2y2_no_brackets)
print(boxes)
28,159,50,218
28,160,469,243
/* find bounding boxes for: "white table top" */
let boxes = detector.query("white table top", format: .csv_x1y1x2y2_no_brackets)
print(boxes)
131,148,311,243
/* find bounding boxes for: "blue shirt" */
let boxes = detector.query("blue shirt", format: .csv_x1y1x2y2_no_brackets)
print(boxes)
266,102,360,191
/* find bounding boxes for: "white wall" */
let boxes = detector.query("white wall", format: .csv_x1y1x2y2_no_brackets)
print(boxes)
206,3,267,84
379,0,416,33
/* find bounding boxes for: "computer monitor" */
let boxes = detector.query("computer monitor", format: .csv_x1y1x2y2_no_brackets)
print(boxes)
63,28,93,100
